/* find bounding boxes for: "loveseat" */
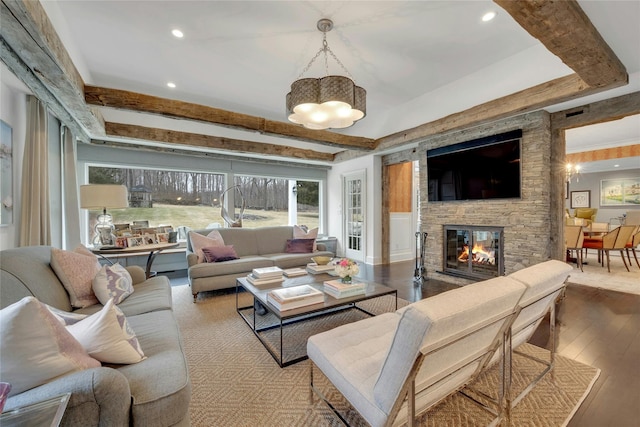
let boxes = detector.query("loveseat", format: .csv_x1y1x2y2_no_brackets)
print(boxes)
186,226,334,302
0,246,191,426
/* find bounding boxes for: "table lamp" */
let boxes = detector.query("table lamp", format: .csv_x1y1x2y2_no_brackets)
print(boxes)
80,184,129,247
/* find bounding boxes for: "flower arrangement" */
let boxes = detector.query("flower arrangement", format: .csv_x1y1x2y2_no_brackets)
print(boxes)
334,258,359,284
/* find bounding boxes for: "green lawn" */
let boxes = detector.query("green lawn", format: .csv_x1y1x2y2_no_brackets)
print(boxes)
93,204,319,231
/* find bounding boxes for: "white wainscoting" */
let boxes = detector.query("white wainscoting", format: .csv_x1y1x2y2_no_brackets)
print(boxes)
390,213,414,263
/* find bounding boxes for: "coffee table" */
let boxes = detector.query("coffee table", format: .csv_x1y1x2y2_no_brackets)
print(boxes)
236,274,397,367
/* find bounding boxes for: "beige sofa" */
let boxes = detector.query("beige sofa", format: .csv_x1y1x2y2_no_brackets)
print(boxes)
187,226,334,302
0,246,191,426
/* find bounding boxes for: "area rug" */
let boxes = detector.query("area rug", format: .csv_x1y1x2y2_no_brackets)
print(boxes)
171,285,600,426
566,252,640,295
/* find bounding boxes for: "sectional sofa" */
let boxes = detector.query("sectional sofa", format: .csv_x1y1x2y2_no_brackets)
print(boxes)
0,246,191,426
186,226,334,302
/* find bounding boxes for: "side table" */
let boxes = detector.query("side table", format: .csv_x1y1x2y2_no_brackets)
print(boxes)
92,242,180,278
0,393,70,427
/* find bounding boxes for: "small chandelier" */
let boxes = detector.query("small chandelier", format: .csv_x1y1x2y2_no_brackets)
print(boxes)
286,18,366,130
566,163,581,183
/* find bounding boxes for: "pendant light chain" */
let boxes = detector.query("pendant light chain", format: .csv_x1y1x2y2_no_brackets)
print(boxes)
286,18,366,130
295,31,355,81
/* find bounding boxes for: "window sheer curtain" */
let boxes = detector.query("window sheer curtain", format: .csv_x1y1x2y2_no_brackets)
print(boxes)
62,125,81,249
19,95,50,246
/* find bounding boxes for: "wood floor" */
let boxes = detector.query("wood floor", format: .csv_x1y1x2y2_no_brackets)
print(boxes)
364,260,640,427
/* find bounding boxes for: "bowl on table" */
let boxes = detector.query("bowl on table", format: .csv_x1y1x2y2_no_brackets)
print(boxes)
312,256,332,265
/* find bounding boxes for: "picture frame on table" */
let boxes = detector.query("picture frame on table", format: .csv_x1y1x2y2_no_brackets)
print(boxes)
127,236,144,248
156,232,169,243
570,190,591,208
142,233,156,245
600,177,640,206
115,236,128,248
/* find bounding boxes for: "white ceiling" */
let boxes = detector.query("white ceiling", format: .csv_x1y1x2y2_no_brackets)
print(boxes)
16,1,640,168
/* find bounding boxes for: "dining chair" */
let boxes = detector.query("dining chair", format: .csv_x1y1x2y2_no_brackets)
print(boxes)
625,227,640,269
564,225,585,271
582,222,609,262
583,225,636,272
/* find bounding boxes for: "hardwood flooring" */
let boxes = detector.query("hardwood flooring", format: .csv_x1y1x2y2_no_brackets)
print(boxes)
168,260,640,425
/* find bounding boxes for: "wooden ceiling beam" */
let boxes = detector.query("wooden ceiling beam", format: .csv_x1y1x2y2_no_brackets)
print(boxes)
566,145,640,164
1,0,103,137
105,122,335,162
371,73,621,154
85,86,375,151
495,0,627,88
551,91,640,131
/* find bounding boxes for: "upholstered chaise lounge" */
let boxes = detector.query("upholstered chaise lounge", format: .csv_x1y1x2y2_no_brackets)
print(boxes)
308,260,572,426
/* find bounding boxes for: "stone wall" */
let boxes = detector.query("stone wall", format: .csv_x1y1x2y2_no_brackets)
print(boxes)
419,111,553,285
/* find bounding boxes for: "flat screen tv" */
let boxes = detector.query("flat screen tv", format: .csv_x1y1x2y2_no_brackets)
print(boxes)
427,130,522,201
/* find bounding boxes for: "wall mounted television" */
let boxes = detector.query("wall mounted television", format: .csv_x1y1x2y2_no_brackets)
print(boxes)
427,130,522,202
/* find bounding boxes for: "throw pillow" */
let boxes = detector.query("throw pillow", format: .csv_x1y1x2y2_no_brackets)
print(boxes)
0,297,100,397
50,247,102,308
293,225,319,251
285,238,315,253
202,245,239,263
67,299,146,364
92,263,134,305
45,304,88,326
189,230,225,263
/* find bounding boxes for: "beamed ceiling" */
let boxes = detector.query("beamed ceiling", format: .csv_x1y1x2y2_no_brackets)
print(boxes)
1,0,639,167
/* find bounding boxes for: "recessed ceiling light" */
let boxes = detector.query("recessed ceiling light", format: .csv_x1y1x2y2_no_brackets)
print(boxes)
482,11,497,22
172,29,184,38
614,164,620,167
167,82,176,88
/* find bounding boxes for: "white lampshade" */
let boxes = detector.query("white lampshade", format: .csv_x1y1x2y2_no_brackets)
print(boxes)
80,185,129,210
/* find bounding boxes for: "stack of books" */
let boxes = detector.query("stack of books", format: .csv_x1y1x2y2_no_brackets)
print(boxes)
246,266,284,287
323,279,366,299
282,267,307,278
267,285,324,311
306,263,336,275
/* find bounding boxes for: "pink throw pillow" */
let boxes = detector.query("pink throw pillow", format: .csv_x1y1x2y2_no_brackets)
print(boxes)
202,245,239,263
0,297,100,396
50,247,101,308
293,225,318,251
189,230,225,263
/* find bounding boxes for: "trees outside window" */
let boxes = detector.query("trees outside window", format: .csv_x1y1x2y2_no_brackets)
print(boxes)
87,167,320,236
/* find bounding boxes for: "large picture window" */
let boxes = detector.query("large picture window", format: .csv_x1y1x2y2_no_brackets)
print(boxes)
87,166,321,237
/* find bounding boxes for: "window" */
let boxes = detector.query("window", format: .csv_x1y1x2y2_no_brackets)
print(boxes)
87,166,227,236
86,167,321,238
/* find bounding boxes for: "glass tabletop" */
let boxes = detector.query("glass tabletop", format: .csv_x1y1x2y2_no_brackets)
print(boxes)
0,393,70,427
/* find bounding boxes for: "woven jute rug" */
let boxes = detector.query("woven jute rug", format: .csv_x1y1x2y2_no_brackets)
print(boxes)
171,285,599,427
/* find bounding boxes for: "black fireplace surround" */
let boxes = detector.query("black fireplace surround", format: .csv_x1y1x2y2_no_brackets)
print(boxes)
443,225,504,280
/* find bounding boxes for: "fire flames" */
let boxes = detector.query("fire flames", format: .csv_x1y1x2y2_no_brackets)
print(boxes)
458,243,495,265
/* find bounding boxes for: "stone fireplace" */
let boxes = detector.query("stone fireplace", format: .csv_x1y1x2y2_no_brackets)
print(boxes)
419,111,560,286
443,225,504,280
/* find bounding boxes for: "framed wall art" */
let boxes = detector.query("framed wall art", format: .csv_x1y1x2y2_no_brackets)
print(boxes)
0,120,12,226
570,190,591,208
600,177,640,206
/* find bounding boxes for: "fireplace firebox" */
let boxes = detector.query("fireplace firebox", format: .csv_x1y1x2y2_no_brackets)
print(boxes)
443,225,504,279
